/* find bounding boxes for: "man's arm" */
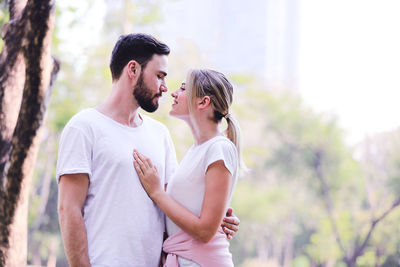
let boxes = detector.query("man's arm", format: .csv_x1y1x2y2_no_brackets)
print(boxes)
58,173,91,267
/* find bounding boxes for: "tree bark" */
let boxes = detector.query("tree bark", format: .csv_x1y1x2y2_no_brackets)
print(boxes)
0,0,60,266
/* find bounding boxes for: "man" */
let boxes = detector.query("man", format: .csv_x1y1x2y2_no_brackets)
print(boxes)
57,33,239,267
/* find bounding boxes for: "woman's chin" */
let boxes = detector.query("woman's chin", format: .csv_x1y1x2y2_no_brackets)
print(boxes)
169,111,189,121
169,111,180,119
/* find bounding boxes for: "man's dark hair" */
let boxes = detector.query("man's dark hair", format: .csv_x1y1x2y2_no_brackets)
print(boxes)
110,33,170,81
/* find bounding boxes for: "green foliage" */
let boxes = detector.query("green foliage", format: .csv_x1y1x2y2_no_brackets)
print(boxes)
356,251,379,267
292,255,310,267
385,130,400,195
0,1,9,51
306,217,342,262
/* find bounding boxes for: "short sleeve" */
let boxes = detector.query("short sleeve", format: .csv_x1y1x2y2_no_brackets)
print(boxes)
56,125,93,183
164,129,178,184
204,140,238,176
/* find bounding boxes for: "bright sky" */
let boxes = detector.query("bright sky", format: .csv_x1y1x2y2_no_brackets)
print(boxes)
299,0,400,144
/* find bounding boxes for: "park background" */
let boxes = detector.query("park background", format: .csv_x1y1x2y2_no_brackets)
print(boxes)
1,0,400,266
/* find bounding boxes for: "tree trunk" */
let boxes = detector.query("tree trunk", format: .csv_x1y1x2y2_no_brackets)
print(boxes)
0,0,60,266
32,133,57,231
282,224,294,267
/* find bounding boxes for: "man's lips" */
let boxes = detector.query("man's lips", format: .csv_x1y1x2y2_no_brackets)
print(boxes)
153,93,162,100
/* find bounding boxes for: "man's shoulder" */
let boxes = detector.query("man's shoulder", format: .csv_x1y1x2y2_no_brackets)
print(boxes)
64,108,97,130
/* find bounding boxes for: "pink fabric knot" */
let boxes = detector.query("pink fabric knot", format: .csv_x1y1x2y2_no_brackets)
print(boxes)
163,228,233,267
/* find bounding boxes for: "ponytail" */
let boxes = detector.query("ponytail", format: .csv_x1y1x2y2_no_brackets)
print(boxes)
225,114,247,171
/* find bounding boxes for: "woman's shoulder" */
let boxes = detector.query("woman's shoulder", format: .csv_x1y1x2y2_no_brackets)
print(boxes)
206,136,236,152
200,136,238,164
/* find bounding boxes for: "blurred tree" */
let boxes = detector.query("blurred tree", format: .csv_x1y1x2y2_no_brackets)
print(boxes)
356,130,400,267
230,85,400,267
0,0,59,266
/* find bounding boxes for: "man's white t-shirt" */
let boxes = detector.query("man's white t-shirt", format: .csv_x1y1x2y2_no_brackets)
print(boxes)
56,108,178,267
165,135,238,266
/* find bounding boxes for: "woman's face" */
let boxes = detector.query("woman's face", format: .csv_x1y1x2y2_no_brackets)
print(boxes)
169,82,189,119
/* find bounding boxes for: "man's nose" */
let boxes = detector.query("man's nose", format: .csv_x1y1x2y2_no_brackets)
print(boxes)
160,81,168,92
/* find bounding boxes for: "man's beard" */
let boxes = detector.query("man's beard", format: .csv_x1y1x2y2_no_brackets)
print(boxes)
133,73,161,112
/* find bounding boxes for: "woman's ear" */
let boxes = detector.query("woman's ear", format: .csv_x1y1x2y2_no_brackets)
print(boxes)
197,96,211,110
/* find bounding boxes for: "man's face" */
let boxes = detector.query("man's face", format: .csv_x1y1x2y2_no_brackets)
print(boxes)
133,54,168,112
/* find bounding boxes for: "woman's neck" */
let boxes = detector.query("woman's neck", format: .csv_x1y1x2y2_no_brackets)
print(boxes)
187,116,221,146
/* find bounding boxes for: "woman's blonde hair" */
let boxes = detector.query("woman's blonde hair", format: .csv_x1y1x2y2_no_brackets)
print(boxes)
186,69,244,169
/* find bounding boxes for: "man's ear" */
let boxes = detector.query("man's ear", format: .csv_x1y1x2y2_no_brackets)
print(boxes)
197,96,211,110
127,60,141,79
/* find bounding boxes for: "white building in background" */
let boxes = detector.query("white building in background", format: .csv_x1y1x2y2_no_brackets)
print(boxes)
152,0,299,90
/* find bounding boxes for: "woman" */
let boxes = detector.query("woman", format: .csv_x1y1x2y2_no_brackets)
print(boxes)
133,69,243,266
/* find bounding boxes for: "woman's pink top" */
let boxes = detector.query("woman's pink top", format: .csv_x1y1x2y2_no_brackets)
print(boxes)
162,228,234,266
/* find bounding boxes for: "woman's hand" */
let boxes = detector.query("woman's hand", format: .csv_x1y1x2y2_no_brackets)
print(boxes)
133,150,163,199
221,208,240,240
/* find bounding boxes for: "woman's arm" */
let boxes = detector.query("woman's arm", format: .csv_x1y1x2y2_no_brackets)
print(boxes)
164,181,240,240
133,151,232,243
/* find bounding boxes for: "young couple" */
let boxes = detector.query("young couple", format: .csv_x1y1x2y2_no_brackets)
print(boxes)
57,33,243,266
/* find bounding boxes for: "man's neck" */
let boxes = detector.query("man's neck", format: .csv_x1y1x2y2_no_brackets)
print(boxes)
97,82,142,127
